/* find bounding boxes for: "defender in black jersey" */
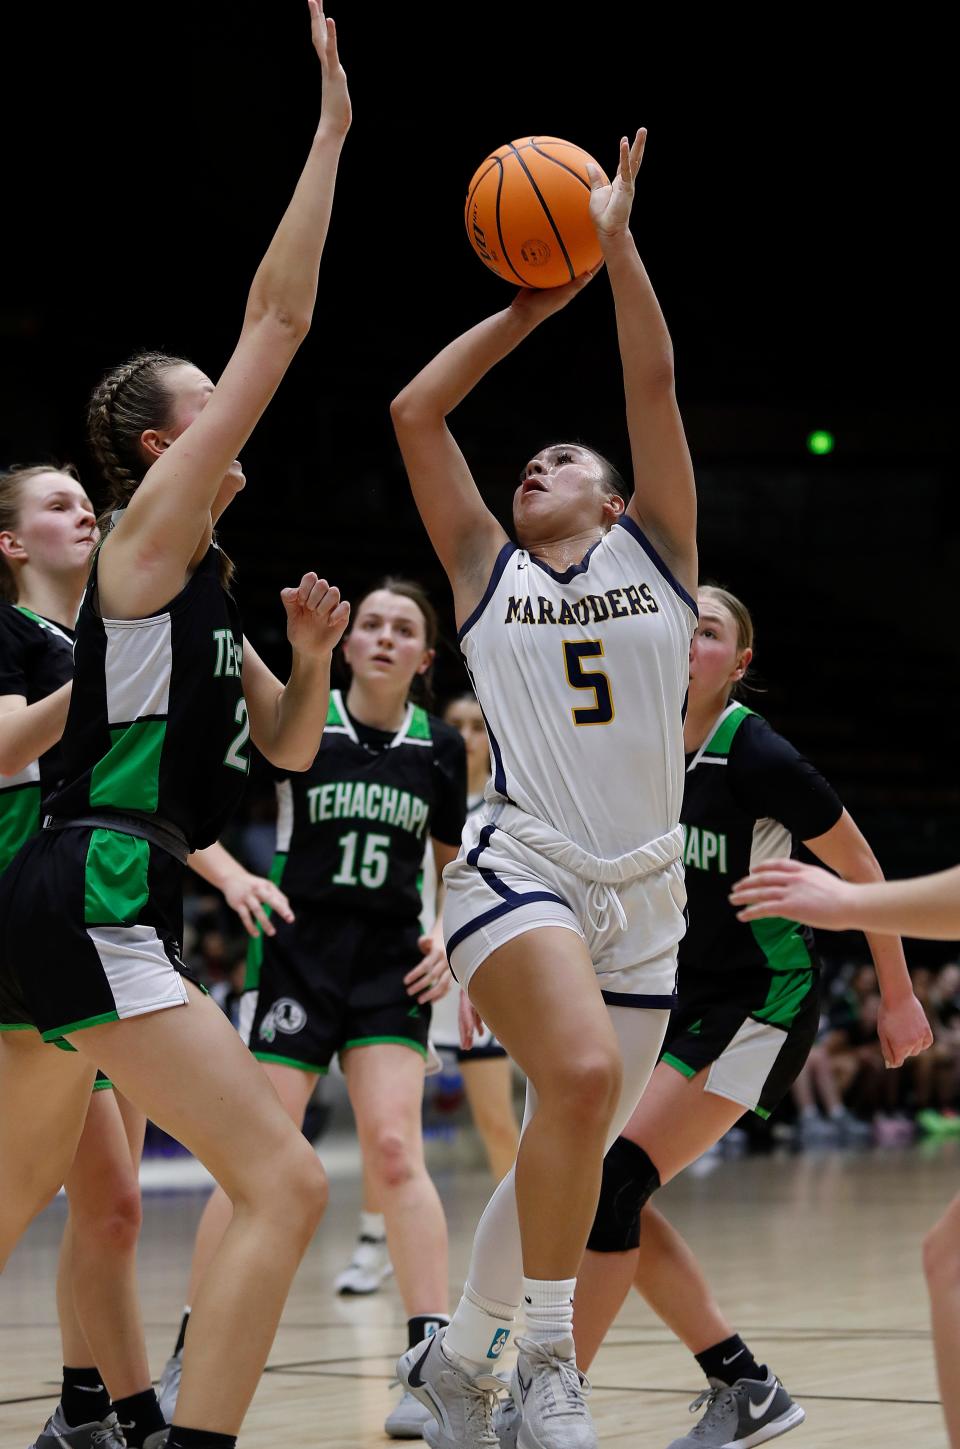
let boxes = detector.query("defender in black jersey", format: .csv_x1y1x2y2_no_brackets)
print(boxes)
155,582,466,1442
0,19,352,1447
570,585,931,1449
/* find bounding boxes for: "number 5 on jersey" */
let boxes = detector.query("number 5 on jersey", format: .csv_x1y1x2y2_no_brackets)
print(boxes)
563,640,614,726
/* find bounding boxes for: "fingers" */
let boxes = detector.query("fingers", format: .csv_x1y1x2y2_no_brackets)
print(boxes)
629,128,647,177
585,161,605,190
618,135,632,185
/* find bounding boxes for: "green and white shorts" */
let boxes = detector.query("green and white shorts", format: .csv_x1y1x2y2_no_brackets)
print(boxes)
662,964,820,1118
0,822,192,1044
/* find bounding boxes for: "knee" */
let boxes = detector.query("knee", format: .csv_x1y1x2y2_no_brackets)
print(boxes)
84,1185,143,1256
543,1051,623,1128
368,1126,418,1191
587,1137,660,1253
266,1138,329,1240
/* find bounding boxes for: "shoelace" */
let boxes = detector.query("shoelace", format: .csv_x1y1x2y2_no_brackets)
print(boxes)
440,1367,499,1445
514,1336,591,1416
688,1385,734,1418
92,1422,128,1447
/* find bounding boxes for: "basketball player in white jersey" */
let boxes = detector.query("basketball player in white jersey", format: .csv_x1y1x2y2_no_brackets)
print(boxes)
392,130,697,1449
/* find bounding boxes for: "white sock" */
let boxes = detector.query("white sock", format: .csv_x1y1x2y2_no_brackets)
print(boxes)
359,1210,386,1241
443,1281,517,1371
521,1277,576,1347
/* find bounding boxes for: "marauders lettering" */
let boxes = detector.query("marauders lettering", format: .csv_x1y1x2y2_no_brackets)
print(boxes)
504,583,659,626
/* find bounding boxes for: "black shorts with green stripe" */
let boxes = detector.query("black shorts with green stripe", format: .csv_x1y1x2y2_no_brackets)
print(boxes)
0,823,192,1042
661,963,820,1118
240,909,430,1073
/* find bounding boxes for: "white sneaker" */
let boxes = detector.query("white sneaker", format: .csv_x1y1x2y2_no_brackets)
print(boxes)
396,1326,500,1448
511,1334,596,1449
386,1386,435,1439
156,1346,182,1424
335,1233,394,1295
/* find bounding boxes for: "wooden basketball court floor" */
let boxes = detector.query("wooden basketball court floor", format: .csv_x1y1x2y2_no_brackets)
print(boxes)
1,1135,953,1447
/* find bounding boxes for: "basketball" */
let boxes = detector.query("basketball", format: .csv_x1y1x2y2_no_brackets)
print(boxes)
464,136,609,289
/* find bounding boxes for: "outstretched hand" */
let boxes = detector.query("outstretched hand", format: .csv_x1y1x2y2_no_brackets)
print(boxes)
281,574,350,659
588,130,646,240
729,858,856,929
309,0,351,136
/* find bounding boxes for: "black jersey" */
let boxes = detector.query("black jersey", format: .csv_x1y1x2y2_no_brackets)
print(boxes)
267,690,466,921
47,542,249,851
679,704,843,992
0,603,75,873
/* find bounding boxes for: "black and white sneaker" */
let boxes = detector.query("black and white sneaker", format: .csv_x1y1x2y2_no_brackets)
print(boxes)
29,1404,128,1447
666,1372,805,1448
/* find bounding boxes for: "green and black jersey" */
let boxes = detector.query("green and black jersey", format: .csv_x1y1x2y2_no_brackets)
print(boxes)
680,703,843,1012
0,602,75,873
262,689,466,922
48,542,249,852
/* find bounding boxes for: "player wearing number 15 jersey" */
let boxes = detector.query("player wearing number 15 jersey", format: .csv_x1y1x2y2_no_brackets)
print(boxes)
161,580,467,1442
392,132,698,1449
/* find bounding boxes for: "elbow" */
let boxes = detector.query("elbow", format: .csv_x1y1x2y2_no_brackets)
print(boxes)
644,352,677,394
390,389,435,431
263,747,317,774
0,749,28,778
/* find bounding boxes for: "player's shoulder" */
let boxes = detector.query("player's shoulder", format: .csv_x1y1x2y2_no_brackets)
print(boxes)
0,601,36,639
729,709,798,767
423,712,466,759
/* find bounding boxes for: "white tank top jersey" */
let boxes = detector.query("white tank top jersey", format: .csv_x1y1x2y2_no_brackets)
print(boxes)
458,517,696,861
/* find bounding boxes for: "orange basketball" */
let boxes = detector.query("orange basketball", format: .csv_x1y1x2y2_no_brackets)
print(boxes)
464,136,608,289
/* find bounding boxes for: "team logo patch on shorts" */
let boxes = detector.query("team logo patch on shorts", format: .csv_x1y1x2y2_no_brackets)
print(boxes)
258,997,307,1043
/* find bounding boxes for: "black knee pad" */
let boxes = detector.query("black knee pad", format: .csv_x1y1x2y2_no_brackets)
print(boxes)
586,1137,660,1253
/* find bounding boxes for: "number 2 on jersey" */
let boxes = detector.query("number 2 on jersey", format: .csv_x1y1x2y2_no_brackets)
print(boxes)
563,640,614,725
333,831,391,889
224,698,251,773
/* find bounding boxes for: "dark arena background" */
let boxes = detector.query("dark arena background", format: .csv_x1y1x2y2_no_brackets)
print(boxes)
2,2,956,965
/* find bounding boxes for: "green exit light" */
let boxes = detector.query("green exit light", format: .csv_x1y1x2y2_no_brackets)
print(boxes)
807,430,835,456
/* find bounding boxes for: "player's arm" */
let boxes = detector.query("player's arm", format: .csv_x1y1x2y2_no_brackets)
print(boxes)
800,810,932,1067
390,274,598,621
588,133,697,597
405,839,460,1006
187,841,294,940
100,4,351,617
0,686,71,776
732,858,960,941
241,574,349,773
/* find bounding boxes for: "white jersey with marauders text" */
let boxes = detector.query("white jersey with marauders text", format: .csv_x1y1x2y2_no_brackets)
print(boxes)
458,516,697,861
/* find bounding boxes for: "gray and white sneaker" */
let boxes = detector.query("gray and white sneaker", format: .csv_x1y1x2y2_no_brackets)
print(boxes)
493,1390,520,1447
386,1386,435,1438
510,1334,595,1449
29,1404,128,1447
396,1326,499,1448
666,1373,805,1448
155,1347,182,1424
335,1233,394,1295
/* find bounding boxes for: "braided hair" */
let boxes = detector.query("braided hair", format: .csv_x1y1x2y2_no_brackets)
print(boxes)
87,351,235,589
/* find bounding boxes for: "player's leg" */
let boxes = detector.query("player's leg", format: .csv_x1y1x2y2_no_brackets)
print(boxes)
923,1192,960,1448
334,1164,392,1296
344,1041,451,1439
398,929,668,1449
70,983,328,1439
344,1041,448,1320
51,1087,165,1446
574,1061,744,1371
460,1053,521,1183
0,1030,94,1268
157,1059,318,1424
